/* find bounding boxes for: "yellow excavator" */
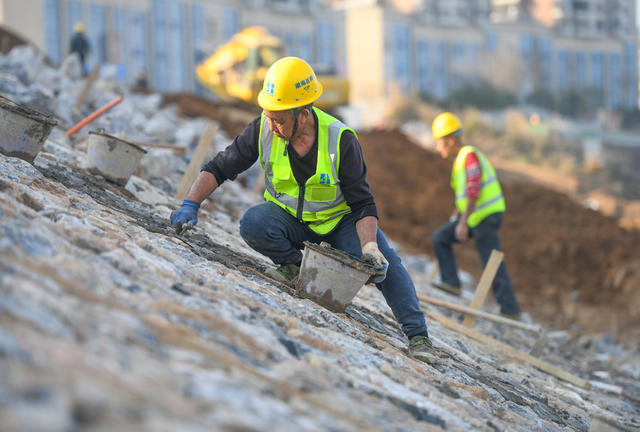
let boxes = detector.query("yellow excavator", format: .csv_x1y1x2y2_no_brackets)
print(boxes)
195,27,349,110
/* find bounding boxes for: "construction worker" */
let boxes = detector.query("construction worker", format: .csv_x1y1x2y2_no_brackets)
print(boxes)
69,22,90,75
170,57,436,362
431,112,521,319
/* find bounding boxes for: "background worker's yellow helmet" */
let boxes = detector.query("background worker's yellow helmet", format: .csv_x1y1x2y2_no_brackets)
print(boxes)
432,112,463,140
73,22,85,33
258,56,323,111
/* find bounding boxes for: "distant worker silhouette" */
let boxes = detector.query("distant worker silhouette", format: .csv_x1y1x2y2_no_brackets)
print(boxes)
69,22,90,75
430,112,521,319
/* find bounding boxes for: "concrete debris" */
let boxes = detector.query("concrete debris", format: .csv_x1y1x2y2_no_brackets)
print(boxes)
0,45,639,431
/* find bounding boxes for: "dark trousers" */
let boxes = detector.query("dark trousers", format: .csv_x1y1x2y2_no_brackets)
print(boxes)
239,202,428,338
432,212,520,315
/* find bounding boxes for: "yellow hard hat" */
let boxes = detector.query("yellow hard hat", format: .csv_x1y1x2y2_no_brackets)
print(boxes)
432,112,463,140
74,22,85,33
257,56,323,111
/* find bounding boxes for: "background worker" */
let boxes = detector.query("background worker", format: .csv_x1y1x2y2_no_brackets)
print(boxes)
170,57,436,362
69,22,90,75
430,112,521,319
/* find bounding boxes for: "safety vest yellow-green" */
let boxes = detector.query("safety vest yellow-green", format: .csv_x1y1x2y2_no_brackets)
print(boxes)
258,107,353,234
451,145,506,228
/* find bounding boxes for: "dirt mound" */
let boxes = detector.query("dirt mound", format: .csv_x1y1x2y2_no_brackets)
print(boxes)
162,93,260,138
359,130,640,343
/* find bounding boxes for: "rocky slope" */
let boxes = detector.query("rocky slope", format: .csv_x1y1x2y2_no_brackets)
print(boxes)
1,45,639,431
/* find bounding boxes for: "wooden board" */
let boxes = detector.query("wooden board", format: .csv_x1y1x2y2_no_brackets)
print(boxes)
175,122,218,200
427,311,591,390
463,249,503,327
419,294,541,332
74,64,100,111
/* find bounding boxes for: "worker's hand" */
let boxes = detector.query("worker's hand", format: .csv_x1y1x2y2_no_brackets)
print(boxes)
455,220,469,242
170,200,199,235
362,241,389,284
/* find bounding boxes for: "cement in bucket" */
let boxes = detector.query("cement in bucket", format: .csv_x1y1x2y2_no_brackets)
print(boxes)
296,241,376,313
86,130,147,186
0,95,57,164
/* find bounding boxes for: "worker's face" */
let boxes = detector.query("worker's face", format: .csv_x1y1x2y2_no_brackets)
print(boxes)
263,108,308,140
263,109,296,140
436,136,458,159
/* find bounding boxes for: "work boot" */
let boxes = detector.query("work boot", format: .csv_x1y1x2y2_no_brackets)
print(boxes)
408,335,438,364
500,312,521,321
264,264,300,285
431,281,461,296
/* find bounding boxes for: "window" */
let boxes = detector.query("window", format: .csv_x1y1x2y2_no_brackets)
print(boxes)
43,0,61,63
485,32,497,52
223,8,238,41
131,11,148,87
392,24,411,91
556,50,569,89
609,53,621,108
575,51,586,87
537,38,552,89
416,40,429,95
624,42,638,108
591,52,604,87
192,3,206,94
316,21,335,71
434,42,447,99
152,0,168,91
166,0,185,91
88,3,106,64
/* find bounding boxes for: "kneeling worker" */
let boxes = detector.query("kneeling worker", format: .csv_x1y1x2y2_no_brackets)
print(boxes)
431,112,521,319
170,57,437,361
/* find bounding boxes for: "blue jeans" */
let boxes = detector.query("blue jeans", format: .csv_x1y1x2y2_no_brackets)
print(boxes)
240,202,428,338
432,212,520,315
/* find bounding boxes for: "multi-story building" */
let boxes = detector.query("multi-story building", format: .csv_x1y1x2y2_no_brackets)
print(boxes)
342,0,637,121
0,0,636,119
0,0,344,93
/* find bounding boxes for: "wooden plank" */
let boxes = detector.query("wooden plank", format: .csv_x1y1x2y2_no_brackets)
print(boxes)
419,294,541,332
427,311,591,390
463,249,503,328
132,140,187,154
74,64,100,111
175,122,218,200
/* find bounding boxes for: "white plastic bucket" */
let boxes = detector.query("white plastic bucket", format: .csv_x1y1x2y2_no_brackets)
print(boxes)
0,95,57,164
86,130,147,186
296,241,376,312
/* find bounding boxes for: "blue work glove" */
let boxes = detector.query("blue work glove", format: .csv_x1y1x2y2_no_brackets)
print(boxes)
362,242,389,284
170,200,199,234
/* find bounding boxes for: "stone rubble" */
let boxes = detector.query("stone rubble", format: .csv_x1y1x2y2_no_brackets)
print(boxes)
1,45,639,431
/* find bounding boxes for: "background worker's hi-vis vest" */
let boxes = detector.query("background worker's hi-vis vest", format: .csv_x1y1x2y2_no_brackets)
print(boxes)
451,145,506,228
258,107,353,234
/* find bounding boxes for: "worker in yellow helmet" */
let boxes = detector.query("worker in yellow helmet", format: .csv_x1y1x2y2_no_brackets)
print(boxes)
170,57,437,362
431,112,521,319
69,22,90,75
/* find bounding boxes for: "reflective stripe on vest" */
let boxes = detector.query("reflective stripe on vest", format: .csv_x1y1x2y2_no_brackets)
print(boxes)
258,107,353,234
451,145,506,228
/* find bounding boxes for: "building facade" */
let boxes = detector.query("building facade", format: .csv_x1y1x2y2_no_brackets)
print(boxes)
343,0,637,119
0,0,344,93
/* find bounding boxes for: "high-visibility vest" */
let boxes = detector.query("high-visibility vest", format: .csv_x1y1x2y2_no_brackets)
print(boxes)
451,145,506,228
258,107,353,234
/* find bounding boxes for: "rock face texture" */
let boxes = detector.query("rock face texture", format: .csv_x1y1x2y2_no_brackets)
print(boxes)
1,46,639,431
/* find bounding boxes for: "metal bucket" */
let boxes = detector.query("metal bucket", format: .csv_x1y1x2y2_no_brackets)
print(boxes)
86,130,147,186
296,241,376,313
0,95,57,164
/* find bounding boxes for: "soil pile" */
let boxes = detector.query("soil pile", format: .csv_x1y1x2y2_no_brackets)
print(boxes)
359,130,640,343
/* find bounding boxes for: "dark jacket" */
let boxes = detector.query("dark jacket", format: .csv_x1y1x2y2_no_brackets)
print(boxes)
202,110,378,222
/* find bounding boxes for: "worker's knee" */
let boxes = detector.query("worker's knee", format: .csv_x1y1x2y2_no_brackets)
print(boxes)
239,206,265,244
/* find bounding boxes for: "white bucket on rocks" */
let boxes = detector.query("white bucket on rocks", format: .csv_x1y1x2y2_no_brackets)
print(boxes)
0,95,57,164
296,241,376,313
86,130,147,186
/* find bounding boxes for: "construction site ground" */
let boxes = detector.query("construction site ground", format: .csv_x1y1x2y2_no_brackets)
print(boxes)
164,93,640,346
